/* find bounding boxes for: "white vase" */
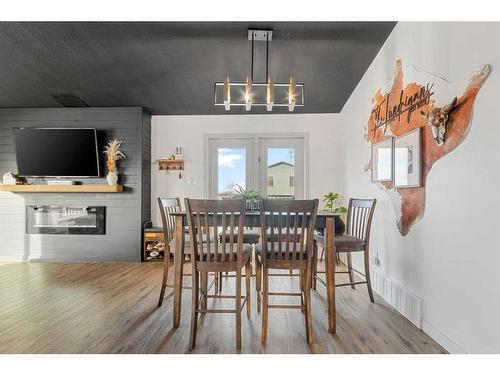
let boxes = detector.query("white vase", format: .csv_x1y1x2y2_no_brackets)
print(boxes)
106,172,118,186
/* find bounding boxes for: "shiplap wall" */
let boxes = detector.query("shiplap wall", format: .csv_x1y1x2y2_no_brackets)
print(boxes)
0,107,151,262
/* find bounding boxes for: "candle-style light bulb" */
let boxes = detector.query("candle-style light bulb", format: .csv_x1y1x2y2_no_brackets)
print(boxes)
288,77,296,112
266,77,274,111
245,77,252,111
224,76,231,111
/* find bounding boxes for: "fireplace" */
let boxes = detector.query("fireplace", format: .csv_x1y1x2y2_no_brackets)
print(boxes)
26,205,106,235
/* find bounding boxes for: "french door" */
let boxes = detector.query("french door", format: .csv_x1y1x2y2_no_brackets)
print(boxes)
208,138,255,199
258,137,305,199
207,135,305,199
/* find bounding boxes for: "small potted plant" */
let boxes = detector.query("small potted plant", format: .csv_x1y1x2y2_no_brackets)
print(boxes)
233,185,262,211
103,139,126,185
322,192,347,235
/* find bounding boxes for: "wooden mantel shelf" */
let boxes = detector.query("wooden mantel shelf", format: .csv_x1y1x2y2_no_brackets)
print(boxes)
0,184,124,193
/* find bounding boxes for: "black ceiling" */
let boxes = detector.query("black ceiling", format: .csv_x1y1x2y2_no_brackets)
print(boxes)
0,22,396,115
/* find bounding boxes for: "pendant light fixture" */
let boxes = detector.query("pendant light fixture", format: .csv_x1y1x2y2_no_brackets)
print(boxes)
214,29,305,112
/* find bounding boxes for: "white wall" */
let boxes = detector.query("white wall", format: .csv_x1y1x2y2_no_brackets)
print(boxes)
151,114,342,225
338,22,500,353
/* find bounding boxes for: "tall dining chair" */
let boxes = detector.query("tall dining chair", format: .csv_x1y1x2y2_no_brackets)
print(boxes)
157,197,218,307
255,198,319,346
185,198,252,351
157,197,182,307
313,198,377,302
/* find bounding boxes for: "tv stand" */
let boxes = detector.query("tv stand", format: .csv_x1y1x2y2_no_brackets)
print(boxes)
47,180,75,186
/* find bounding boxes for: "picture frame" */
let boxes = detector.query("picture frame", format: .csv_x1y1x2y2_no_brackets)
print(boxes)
371,137,393,182
393,127,422,188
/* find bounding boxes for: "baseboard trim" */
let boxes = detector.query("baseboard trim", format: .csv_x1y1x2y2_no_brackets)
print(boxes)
371,267,467,354
371,268,422,329
421,319,467,354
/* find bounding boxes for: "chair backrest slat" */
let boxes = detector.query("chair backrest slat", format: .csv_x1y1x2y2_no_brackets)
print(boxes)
346,198,377,242
185,199,245,267
259,199,319,265
157,197,181,245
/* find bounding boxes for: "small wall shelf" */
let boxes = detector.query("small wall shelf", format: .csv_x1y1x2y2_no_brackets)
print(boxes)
0,184,124,193
157,159,184,171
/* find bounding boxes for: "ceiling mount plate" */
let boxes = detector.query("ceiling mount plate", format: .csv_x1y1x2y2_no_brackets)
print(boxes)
248,29,273,42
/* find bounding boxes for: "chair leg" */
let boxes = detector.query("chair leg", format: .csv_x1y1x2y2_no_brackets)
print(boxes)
299,268,303,291
245,261,251,319
200,272,208,314
336,252,340,266
255,255,262,314
347,252,355,289
157,247,171,307
214,272,219,294
235,268,242,352
320,246,325,262
189,270,199,350
218,272,223,293
312,242,318,290
364,250,375,303
299,269,304,311
304,266,313,346
261,267,269,345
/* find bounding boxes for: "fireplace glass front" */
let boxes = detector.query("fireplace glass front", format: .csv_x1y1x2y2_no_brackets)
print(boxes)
26,205,105,235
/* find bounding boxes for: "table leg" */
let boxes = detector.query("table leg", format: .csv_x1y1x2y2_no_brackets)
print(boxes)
325,216,336,333
173,215,185,329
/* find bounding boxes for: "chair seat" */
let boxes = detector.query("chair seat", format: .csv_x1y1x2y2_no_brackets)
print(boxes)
314,234,365,251
200,243,253,262
255,243,308,260
219,230,261,244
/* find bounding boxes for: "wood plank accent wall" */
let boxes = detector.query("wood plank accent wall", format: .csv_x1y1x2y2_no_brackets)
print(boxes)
0,107,151,262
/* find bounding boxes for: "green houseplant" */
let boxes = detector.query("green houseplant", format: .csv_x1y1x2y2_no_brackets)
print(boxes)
322,192,347,235
323,192,347,214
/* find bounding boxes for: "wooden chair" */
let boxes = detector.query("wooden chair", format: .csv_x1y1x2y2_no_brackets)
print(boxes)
157,197,218,308
185,198,252,351
313,198,377,302
255,198,319,346
157,197,182,307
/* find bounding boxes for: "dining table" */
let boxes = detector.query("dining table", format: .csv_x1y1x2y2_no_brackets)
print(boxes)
169,210,339,333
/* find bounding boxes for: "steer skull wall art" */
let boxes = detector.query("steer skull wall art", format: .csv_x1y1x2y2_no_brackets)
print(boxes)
420,97,458,146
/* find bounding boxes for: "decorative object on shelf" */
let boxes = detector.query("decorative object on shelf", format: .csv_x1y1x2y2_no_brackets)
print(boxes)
366,59,490,235
175,146,183,160
103,139,126,186
214,29,305,112
322,192,347,235
2,172,27,185
233,185,262,211
394,128,422,188
157,158,185,178
420,97,457,146
371,138,394,182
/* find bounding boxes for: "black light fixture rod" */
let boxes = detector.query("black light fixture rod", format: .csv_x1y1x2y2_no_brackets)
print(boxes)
251,33,254,82
266,33,269,81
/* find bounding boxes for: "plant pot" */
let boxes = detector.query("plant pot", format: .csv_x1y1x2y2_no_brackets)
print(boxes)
317,216,345,236
106,172,118,186
245,199,260,211
335,216,346,235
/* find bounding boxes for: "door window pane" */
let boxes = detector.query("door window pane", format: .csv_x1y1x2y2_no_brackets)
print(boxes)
266,148,295,198
217,148,246,199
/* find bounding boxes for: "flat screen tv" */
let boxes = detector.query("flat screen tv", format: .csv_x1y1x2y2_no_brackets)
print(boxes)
13,128,100,178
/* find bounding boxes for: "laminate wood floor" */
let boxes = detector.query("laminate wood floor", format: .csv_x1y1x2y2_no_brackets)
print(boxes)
0,261,446,354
